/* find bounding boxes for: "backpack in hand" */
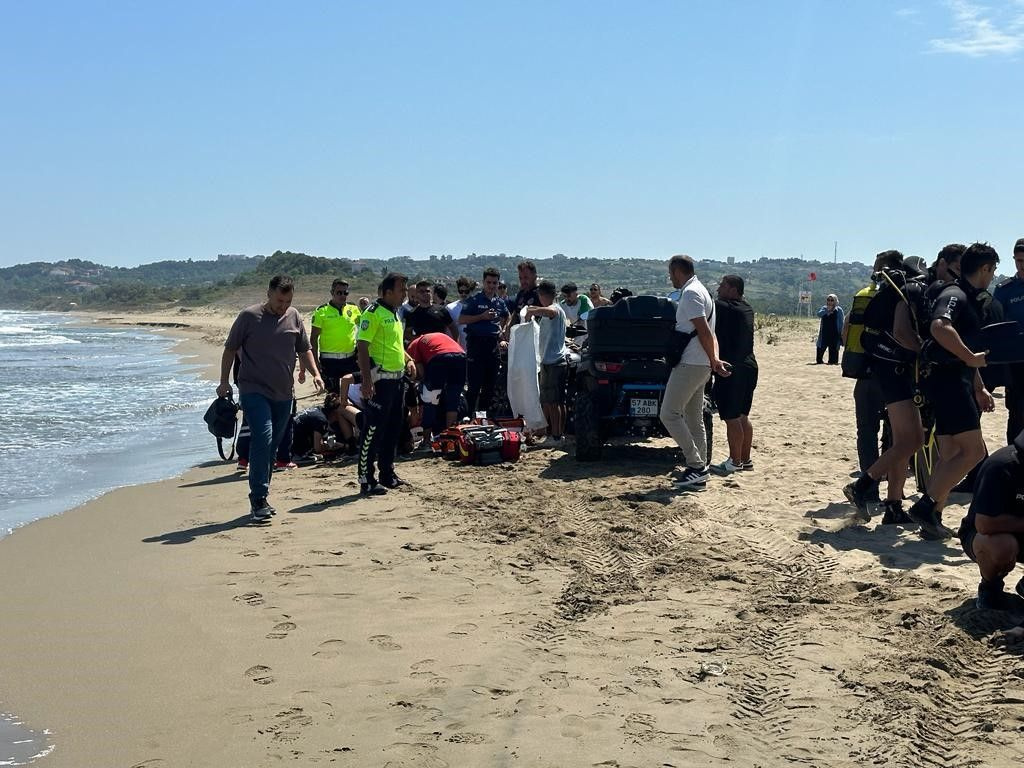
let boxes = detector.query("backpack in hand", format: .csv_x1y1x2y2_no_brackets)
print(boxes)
203,395,240,460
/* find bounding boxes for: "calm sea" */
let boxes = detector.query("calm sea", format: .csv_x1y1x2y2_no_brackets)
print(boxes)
0,309,214,765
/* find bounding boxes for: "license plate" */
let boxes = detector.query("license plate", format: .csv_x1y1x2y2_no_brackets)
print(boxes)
629,397,659,417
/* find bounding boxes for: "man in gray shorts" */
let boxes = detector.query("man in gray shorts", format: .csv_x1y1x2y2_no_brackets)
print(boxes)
218,275,323,521
525,280,570,441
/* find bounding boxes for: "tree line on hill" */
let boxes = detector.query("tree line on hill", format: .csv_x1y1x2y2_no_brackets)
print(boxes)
0,249,891,315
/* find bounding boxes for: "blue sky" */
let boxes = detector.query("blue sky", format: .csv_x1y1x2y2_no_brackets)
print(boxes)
1,1,1022,268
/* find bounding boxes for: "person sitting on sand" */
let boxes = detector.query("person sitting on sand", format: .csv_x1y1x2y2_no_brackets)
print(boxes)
290,393,348,460
218,274,324,522
956,428,1024,611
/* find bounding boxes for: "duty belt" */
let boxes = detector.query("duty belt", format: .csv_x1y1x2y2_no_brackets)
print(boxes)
371,368,404,382
320,351,355,359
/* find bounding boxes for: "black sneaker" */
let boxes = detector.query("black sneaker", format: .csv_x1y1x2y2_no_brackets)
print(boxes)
379,475,406,490
880,500,914,526
843,482,872,522
977,580,1018,611
907,501,953,540
250,498,274,522
360,482,387,496
674,465,710,489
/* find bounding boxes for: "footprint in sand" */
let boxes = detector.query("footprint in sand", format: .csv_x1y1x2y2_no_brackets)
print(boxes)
239,550,260,558
560,714,604,738
540,671,569,689
313,640,346,659
244,665,275,685
266,621,297,640
446,623,478,637
234,592,264,607
369,634,402,651
129,761,167,768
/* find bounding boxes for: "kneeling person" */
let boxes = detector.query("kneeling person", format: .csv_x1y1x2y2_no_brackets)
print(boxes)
407,331,467,436
958,429,1024,610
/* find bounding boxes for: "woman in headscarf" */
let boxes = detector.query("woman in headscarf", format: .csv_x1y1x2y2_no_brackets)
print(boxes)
816,294,844,365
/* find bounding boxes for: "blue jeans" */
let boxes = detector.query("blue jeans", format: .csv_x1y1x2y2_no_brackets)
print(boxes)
239,392,293,506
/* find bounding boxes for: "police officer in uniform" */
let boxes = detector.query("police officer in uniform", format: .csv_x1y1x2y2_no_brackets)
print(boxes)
311,279,362,394
994,238,1024,444
356,272,416,496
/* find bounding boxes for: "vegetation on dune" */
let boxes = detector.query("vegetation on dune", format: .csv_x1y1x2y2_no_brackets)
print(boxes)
0,249,918,315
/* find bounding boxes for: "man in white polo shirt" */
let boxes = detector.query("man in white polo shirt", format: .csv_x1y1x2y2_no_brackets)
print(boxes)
660,254,731,489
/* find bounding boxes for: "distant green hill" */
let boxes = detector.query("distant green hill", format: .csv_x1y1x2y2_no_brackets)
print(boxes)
0,248,972,315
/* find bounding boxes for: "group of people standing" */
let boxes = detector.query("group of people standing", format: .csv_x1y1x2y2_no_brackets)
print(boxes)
217,263,611,516
837,239,1024,611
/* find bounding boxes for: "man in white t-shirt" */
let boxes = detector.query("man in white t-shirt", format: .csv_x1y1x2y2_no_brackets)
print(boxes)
660,254,731,489
446,276,476,350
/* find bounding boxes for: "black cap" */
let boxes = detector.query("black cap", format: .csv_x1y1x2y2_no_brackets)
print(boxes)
1014,237,1024,254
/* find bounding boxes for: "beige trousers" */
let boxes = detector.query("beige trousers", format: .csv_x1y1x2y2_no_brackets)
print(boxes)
659,363,710,468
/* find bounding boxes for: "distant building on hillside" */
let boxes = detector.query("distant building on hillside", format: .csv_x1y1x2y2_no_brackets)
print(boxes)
217,254,248,262
727,256,735,265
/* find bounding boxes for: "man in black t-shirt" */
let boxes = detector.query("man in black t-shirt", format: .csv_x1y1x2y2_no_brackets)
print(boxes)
404,281,458,341
958,428,1024,610
509,260,541,322
908,243,1000,540
709,275,758,475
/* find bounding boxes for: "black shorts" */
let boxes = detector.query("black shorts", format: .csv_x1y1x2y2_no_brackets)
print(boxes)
713,363,758,420
320,356,359,392
925,367,981,436
540,362,568,405
871,359,916,406
960,525,1024,563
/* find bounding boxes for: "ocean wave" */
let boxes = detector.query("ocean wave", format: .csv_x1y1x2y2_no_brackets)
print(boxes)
0,334,81,348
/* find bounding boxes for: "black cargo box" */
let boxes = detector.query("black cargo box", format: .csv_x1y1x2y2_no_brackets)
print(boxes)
586,295,675,357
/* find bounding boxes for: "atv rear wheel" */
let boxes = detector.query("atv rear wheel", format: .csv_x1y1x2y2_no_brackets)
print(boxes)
574,386,602,461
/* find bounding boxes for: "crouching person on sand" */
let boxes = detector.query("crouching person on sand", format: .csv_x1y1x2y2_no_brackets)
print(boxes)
219,275,324,522
957,429,1024,611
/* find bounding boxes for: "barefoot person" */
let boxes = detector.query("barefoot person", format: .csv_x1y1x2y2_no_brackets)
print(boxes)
660,255,731,489
218,275,324,521
957,428,1024,610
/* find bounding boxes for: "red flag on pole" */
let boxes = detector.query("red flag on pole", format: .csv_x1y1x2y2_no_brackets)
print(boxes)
809,272,817,281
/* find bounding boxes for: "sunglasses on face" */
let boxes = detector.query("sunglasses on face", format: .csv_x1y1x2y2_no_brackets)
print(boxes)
334,290,349,296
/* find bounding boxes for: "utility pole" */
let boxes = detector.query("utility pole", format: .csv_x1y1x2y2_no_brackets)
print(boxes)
834,241,838,264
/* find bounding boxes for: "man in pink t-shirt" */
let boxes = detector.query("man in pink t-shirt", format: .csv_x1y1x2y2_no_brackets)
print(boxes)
407,332,467,433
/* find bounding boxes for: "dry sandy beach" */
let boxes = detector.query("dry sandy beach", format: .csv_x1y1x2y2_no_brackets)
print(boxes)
2,309,1023,767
